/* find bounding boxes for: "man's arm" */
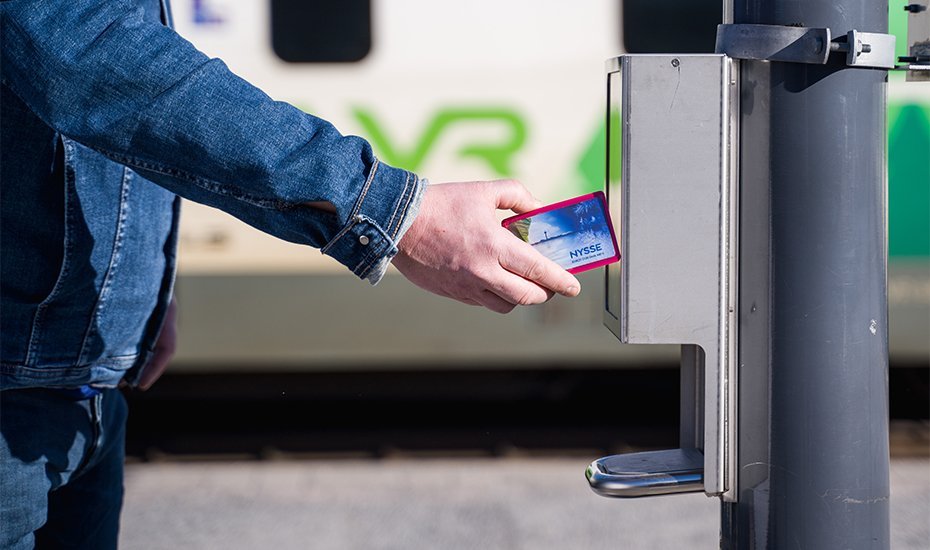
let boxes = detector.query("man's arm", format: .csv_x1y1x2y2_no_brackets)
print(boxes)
1,0,580,309
1,0,418,282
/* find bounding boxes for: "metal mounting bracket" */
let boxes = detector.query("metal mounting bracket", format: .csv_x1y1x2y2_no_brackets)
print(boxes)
904,1,930,80
716,23,897,69
832,30,897,68
715,24,831,64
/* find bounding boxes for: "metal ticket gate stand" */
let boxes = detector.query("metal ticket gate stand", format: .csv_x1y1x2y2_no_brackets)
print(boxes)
585,0,925,547
587,53,739,501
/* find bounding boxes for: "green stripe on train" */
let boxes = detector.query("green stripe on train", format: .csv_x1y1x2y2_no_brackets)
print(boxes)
889,104,930,257
575,103,930,259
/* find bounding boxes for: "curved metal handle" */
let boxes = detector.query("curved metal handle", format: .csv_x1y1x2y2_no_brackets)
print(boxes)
586,448,704,498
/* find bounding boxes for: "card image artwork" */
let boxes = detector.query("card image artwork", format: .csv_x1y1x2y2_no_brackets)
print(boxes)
502,191,620,274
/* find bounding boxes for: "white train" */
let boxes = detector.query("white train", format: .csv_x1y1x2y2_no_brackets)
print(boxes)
167,0,930,372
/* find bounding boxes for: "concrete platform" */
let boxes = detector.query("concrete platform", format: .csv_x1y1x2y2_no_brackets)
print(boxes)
120,457,929,549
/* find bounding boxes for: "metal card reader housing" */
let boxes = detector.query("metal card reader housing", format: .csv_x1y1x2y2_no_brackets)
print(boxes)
595,54,738,500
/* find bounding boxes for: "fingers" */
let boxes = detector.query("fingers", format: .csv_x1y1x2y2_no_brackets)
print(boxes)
498,234,581,297
138,347,171,391
486,270,555,306
476,290,517,314
440,289,483,308
393,179,581,315
489,180,542,214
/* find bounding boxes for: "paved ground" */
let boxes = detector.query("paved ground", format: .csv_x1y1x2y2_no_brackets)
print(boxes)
120,457,929,549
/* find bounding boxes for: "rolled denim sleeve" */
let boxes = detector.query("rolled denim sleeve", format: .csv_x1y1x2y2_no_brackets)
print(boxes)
321,167,426,283
0,0,423,284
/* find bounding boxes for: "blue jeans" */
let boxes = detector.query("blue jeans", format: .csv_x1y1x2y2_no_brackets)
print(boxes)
1,388,127,549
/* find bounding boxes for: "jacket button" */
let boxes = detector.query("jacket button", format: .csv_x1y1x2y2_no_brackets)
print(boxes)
359,235,370,245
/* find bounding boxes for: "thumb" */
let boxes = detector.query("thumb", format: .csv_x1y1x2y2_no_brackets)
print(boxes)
491,180,542,214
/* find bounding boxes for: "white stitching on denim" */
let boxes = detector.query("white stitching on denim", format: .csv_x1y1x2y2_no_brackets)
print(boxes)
320,214,394,277
354,241,383,274
1,354,143,391
352,224,396,278
349,158,379,219
76,166,133,364
355,244,387,278
1,352,141,373
25,136,75,366
391,173,419,240
95,150,292,210
385,170,410,235
320,216,361,255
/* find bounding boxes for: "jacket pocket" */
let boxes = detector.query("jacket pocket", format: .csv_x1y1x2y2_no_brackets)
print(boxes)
24,135,80,366
76,164,134,365
25,137,133,367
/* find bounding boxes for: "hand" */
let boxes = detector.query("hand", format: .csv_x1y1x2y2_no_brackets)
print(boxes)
138,296,178,390
392,180,581,314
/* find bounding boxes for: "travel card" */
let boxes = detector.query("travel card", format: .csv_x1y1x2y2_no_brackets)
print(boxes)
502,191,620,274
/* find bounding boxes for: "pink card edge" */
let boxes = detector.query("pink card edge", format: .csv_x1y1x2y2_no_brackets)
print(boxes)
501,191,621,274
500,191,607,228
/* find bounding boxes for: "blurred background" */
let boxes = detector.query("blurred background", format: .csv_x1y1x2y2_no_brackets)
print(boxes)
122,0,929,548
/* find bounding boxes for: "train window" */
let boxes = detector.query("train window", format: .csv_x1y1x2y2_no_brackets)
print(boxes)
622,0,721,53
270,0,371,63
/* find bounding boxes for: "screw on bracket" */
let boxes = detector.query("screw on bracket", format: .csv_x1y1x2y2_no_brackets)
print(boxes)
830,40,872,56
831,30,895,67
904,4,927,13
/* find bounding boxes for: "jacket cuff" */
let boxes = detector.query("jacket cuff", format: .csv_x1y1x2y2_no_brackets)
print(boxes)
321,161,426,285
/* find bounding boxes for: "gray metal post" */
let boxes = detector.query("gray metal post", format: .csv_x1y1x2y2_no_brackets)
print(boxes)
722,0,891,548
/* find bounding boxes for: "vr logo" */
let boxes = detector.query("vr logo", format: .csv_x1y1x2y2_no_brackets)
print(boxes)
354,108,527,177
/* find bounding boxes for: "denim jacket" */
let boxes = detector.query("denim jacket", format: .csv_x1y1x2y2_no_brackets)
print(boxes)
0,0,425,389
